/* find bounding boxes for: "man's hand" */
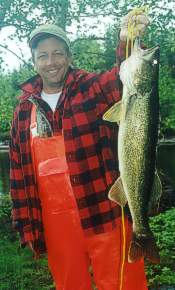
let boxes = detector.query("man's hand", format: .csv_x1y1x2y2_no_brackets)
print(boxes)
27,241,40,259
120,10,150,41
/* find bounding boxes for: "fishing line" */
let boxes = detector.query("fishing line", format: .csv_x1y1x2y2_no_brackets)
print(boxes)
126,6,149,58
119,206,126,290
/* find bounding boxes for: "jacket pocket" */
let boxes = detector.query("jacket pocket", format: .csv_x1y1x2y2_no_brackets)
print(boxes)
38,157,68,176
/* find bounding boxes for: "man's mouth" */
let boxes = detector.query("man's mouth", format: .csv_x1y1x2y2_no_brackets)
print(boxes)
47,69,58,74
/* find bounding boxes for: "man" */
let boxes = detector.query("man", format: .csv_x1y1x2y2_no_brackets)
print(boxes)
10,11,149,290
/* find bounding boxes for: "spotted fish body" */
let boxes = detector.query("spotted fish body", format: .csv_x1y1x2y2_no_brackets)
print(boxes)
29,97,53,137
103,39,161,264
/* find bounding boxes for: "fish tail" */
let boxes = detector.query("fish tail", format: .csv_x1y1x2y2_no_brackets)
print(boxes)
128,234,160,264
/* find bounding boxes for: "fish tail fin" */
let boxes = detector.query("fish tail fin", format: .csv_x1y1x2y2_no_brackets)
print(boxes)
128,234,160,264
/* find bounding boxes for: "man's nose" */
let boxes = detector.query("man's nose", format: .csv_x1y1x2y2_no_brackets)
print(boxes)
46,54,55,65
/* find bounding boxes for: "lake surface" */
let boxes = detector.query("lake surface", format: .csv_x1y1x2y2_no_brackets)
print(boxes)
0,150,10,195
157,144,175,187
0,144,175,195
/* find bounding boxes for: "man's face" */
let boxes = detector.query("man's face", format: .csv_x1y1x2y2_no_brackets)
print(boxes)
33,37,71,91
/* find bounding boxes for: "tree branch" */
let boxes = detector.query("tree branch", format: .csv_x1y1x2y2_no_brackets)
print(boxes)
77,12,113,18
74,51,115,59
0,44,32,68
72,37,107,43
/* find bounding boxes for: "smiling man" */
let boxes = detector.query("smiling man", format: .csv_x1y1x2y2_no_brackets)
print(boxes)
32,34,71,93
10,15,149,290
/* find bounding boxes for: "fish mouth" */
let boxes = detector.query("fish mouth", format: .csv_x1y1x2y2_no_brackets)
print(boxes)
141,45,160,63
142,45,159,55
134,37,160,61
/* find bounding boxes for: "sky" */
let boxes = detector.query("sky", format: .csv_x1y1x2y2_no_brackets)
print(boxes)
1,27,31,72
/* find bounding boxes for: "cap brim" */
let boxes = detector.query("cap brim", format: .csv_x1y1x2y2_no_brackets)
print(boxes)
29,32,59,48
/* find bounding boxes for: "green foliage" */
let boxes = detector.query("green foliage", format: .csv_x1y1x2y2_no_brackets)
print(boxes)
1,0,174,56
159,66,175,135
0,239,54,290
0,66,34,140
72,39,106,72
0,195,14,240
0,0,174,137
103,26,119,69
146,208,175,288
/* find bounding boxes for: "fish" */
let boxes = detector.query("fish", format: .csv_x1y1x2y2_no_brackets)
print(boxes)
29,97,53,137
103,39,161,264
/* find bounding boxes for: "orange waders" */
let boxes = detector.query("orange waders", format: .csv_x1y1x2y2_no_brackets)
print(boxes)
30,105,148,290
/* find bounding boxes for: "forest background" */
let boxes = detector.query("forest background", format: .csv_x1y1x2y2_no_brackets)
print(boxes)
0,0,175,140
0,0,175,289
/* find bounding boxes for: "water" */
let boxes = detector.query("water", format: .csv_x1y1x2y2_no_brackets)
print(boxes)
157,144,175,187
0,144,175,195
0,150,10,195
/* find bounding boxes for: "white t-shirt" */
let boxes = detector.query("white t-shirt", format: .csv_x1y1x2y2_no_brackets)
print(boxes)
41,91,62,112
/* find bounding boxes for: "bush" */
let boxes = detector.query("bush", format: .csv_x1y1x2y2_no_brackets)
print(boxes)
0,194,15,240
146,208,175,288
0,239,54,290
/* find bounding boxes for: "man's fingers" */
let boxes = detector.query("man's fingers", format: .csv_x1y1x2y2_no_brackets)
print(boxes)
121,13,150,28
34,251,40,260
133,24,148,36
130,14,150,26
27,241,40,259
120,10,150,41
27,241,35,252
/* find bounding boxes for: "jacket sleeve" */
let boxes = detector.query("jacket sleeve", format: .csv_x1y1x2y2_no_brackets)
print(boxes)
92,41,126,116
9,109,34,247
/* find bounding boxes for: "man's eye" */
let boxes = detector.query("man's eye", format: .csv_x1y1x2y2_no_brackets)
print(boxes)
38,55,47,59
55,51,64,56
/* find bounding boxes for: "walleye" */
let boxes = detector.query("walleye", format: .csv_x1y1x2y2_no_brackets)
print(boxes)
103,39,161,264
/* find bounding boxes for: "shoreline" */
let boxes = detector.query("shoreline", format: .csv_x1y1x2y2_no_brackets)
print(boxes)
0,145,9,151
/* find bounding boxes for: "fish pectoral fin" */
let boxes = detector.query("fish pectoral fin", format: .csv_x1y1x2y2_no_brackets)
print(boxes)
128,234,160,264
102,101,122,123
108,177,127,206
148,171,162,216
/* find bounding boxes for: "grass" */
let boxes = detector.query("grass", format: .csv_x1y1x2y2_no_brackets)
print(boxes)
0,237,54,290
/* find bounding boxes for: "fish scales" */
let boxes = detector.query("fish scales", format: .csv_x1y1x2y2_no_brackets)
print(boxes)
120,94,158,234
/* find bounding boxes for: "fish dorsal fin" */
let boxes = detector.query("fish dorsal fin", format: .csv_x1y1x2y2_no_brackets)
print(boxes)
108,177,127,207
102,101,122,124
148,171,162,216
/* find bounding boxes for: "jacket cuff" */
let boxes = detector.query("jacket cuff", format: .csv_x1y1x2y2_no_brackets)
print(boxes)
20,225,34,245
13,221,33,246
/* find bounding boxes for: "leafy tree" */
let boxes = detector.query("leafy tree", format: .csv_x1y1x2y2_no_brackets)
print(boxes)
0,0,174,138
159,66,175,135
72,39,106,72
146,208,175,288
0,0,174,46
0,66,34,140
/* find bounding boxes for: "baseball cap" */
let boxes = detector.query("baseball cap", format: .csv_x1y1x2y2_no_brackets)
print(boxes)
29,24,70,49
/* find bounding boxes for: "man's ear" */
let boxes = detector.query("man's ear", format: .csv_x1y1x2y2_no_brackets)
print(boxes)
68,54,72,66
33,61,38,73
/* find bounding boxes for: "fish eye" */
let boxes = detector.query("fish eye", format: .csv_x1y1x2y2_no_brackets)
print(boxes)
153,59,158,65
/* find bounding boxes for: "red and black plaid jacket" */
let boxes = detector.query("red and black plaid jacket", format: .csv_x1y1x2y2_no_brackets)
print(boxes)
10,43,126,253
